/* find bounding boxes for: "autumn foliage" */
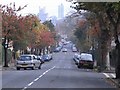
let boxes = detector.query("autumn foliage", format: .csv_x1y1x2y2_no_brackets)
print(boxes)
1,3,55,52
88,20,100,37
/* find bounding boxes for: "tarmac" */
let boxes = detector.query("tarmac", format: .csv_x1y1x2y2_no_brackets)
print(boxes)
0,63,120,89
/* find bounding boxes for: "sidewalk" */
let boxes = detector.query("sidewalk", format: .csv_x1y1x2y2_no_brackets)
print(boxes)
0,63,15,71
102,67,120,88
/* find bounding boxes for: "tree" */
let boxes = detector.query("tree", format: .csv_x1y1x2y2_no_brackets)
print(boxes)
1,3,27,66
69,2,120,78
43,20,55,32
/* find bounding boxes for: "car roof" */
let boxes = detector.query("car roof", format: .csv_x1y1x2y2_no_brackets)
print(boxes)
20,54,36,57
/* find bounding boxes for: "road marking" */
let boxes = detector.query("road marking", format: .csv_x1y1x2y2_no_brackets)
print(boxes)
103,73,110,78
28,82,34,86
111,73,116,78
22,66,56,90
34,78,39,82
103,73,116,78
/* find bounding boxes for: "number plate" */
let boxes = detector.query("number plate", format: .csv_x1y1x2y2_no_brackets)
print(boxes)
21,65,27,67
84,64,88,66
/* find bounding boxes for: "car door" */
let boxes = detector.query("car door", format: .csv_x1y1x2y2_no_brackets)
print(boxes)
33,55,40,67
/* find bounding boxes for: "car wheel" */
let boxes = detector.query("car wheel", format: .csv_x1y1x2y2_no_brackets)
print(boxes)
77,65,81,68
38,64,41,69
32,65,35,70
16,67,20,70
89,66,93,69
38,66,41,69
75,62,78,65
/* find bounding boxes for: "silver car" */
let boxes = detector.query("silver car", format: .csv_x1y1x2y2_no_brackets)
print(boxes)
16,54,41,70
73,53,81,65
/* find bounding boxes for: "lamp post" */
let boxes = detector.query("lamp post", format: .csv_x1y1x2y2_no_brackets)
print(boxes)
4,38,8,67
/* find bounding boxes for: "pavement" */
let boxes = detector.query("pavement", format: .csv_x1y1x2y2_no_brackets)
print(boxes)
0,63,15,71
84,67,120,88
101,67,120,88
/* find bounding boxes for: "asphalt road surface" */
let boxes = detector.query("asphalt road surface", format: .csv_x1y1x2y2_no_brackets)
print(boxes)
2,47,117,90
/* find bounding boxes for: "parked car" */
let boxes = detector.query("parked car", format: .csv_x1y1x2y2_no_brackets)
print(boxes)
77,53,94,69
16,54,41,70
53,47,61,52
37,55,45,63
37,55,42,60
62,48,67,52
48,54,52,60
73,53,80,65
41,54,52,62
72,47,78,52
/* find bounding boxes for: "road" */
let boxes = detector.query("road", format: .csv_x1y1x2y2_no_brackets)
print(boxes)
2,47,117,90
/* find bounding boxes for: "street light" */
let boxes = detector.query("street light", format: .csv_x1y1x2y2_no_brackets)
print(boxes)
4,38,8,67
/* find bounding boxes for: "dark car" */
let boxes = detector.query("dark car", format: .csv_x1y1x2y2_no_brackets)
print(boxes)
37,55,44,63
41,54,52,61
53,47,61,52
77,53,94,69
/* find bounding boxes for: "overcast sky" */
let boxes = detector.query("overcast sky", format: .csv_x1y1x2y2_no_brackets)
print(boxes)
1,0,73,17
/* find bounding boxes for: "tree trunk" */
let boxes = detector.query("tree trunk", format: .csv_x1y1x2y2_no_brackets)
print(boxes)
97,16,110,71
3,36,9,67
106,52,110,70
39,49,42,55
106,10,120,79
115,40,120,79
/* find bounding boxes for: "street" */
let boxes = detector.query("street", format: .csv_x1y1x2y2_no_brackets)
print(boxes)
2,48,116,90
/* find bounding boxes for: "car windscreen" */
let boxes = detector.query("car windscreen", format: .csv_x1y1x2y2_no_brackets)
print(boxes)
19,56,32,61
42,55,48,58
80,54,93,61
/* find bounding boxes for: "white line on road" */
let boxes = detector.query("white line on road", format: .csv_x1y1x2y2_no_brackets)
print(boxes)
111,73,116,78
103,73,110,78
22,66,56,90
103,73,116,78
27,82,34,86
34,78,39,82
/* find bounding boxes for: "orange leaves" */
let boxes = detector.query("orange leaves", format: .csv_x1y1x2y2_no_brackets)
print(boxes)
1,3,56,50
88,20,100,37
77,19,86,28
35,30,55,47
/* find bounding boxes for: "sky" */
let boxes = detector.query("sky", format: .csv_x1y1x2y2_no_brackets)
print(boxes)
1,0,73,17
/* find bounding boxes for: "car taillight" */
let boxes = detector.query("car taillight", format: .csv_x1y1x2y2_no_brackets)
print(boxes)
80,61,84,63
90,61,94,64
